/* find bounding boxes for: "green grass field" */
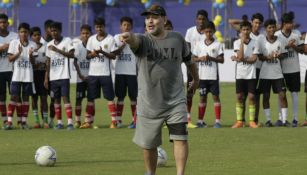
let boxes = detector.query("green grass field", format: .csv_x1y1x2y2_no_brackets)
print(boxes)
0,83,307,175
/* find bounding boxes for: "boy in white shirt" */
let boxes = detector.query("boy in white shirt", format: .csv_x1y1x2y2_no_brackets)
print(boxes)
231,21,260,128
192,21,224,128
44,22,75,130
5,23,36,130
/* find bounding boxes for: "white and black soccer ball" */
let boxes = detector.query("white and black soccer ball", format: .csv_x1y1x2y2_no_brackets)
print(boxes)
157,147,167,167
35,146,57,167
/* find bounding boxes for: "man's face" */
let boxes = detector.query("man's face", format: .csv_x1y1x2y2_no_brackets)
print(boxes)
0,18,8,31
50,27,61,40
196,15,207,30
252,18,262,32
19,28,29,41
240,26,251,38
95,24,105,36
145,14,166,36
265,24,276,36
31,31,41,43
80,29,91,42
283,22,293,31
120,21,132,33
204,28,214,39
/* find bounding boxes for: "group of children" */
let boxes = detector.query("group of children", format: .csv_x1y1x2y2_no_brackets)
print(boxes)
0,14,137,130
1,9,307,130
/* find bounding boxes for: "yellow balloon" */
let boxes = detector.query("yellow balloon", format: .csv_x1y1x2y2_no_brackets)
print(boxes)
41,0,47,4
217,37,223,43
214,15,222,23
8,18,13,26
213,20,220,27
237,0,244,7
184,0,190,5
216,0,224,4
2,0,10,4
71,0,78,4
215,31,222,38
141,0,148,4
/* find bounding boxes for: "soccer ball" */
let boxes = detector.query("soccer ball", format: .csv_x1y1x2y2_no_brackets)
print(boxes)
157,147,167,167
35,146,57,167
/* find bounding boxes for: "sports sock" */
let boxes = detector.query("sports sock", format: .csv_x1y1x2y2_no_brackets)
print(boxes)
264,108,271,121
214,102,221,123
33,109,39,123
0,102,7,124
116,102,124,123
65,103,73,125
108,103,117,124
54,104,62,124
281,108,288,123
75,105,81,122
291,92,298,121
198,103,206,121
249,104,255,121
7,101,16,125
236,103,243,121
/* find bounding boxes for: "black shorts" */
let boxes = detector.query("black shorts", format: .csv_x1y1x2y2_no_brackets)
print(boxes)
10,82,34,96
236,79,256,94
115,74,137,101
199,80,220,96
33,70,47,96
87,75,114,101
50,79,70,99
76,81,88,100
283,72,300,92
258,78,286,94
0,71,12,98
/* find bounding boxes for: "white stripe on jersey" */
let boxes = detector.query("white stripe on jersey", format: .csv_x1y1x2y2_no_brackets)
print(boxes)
259,37,287,79
73,39,89,83
275,30,302,73
250,32,265,69
185,26,206,54
193,39,223,80
46,37,73,81
234,39,260,79
0,32,18,72
8,39,36,82
114,34,137,75
86,34,116,76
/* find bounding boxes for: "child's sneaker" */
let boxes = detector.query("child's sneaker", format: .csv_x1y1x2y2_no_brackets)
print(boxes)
213,122,222,128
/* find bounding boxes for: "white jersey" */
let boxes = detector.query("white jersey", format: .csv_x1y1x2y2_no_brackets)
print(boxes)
185,26,206,54
34,43,47,70
259,37,287,79
305,35,307,44
46,37,74,81
8,39,36,82
40,37,47,45
250,32,265,69
113,34,137,75
0,32,18,72
86,34,116,76
193,39,223,80
275,30,302,73
73,39,89,83
234,39,260,79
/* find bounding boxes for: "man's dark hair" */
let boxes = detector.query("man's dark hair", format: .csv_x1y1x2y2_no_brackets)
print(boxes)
264,19,277,28
281,12,294,24
251,13,264,23
0,13,8,21
196,9,208,19
18,22,30,31
30,26,41,36
50,22,62,31
94,17,105,26
203,21,216,31
120,16,133,26
240,21,252,29
44,19,54,29
80,24,92,33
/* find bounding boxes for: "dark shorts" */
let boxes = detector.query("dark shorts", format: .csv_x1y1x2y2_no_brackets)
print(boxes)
115,74,137,101
283,72,300,92
76,81,88,100
259,78,286,94
0,71,12,98
87,76,114,101
33,70,47,96
236,79,257,94
50,79,70,99
199,80,220,96
10,82,34,96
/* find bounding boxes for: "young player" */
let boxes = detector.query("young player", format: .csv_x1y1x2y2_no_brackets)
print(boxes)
231,21,259,128
192,21,224,128
82,17,117,128
5,23,36,130
275,12,304,127
258,19,288,127
302,31,307,126
185,9,208,128
0,13,18,128
120,4,199,175
44,22,75,130
30,26,49,128
112,17,137,129
73,24,91,128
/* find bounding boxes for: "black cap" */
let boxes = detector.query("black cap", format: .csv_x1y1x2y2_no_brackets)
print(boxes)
141,4,166,16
